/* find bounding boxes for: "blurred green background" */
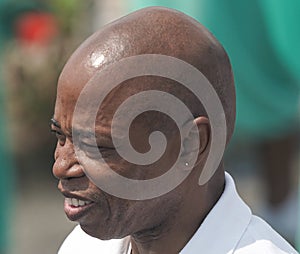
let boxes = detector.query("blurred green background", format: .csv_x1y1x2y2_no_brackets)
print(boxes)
0,0,95,253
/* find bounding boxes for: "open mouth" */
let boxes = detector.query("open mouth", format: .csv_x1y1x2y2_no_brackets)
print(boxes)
64,198,95,221
66,197,93,207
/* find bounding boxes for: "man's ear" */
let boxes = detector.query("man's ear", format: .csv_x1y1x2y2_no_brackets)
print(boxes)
181,116,210,168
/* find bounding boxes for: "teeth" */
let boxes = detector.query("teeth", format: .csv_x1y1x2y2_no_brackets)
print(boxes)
66,198,73,205
78,200,85,206
72,198,79,206
65,198,92,207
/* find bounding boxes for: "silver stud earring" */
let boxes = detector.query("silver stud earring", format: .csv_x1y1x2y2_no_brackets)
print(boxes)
185,162,189,167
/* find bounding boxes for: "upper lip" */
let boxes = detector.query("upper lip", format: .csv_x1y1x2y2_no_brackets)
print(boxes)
60,191,94,202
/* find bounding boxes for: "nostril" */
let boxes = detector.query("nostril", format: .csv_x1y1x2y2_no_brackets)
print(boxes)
68,164,85,177
52,156,85,180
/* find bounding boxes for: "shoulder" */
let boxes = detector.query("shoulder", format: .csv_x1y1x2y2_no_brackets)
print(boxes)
58,225,129,254
234,216,298,254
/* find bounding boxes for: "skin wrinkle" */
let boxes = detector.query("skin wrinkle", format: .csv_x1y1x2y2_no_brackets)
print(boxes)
52,7,235,254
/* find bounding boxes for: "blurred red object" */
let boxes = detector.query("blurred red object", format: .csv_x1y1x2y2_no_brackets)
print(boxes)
15,12,58,45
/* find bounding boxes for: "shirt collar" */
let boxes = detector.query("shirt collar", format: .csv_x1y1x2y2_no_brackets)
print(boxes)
180,172,252,254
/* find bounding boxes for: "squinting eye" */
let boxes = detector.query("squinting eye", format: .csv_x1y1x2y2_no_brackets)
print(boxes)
51,130,66,144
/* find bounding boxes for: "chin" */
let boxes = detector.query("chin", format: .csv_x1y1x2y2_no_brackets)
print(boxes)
79,222,127,240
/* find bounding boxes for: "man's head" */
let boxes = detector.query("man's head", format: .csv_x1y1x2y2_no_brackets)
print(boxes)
52,7,235,242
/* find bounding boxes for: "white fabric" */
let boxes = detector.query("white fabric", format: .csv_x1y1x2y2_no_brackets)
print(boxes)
58,173,298,253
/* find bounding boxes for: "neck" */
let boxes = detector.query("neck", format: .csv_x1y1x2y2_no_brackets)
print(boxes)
130,167,225,254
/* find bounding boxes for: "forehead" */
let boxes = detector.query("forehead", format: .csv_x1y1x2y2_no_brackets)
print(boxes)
54,60,150,139
54,24,131,119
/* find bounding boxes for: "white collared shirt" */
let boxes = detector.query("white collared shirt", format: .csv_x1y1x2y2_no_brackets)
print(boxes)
58,173,298,253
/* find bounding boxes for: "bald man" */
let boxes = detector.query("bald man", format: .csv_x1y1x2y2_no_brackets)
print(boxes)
51,7,298,254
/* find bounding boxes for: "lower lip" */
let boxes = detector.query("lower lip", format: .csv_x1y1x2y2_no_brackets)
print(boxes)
64,200,95,221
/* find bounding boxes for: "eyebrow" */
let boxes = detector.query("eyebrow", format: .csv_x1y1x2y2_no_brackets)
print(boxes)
50,118,61,128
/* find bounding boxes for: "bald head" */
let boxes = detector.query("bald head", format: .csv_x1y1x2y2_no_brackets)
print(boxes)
53,7,236,243
58,6,235,142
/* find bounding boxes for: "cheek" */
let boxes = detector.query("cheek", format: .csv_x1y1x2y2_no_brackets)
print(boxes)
103,153,146,180
102,152,171,180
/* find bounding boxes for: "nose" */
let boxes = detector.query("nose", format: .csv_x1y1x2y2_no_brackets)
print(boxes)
52,139,85,179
